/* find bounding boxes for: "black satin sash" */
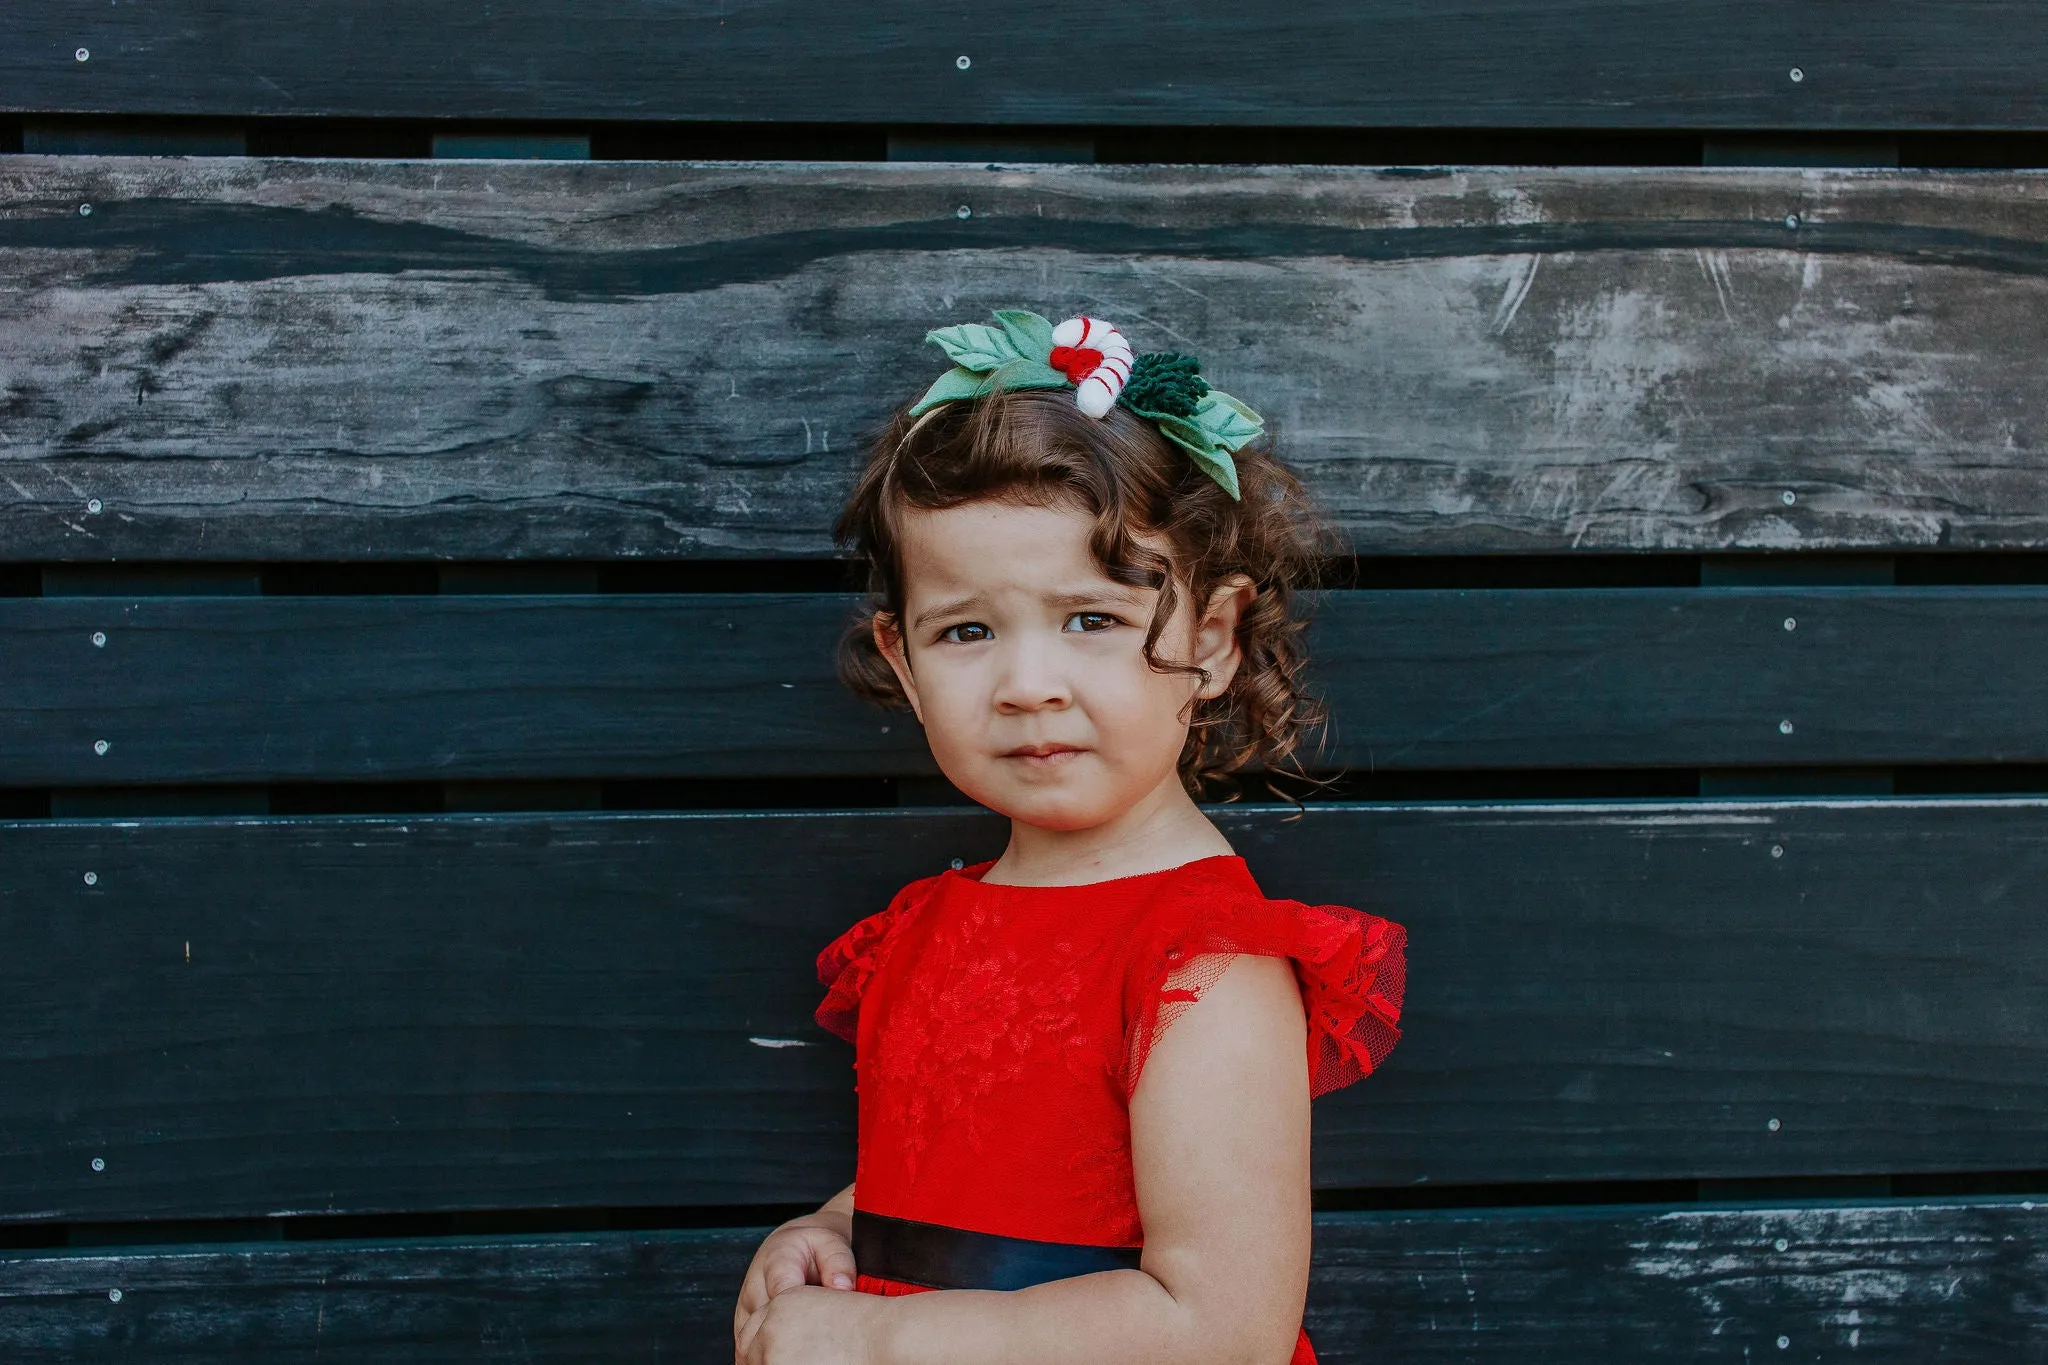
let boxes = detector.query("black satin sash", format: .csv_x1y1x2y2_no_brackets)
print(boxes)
852,1210,1142,1291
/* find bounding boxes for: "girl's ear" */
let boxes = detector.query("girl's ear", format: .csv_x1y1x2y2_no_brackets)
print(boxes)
1190,575,1256,701
873,612,925,723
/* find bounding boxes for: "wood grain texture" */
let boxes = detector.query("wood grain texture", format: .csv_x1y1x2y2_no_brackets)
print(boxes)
1305,1200,2048,1363
6,2,2048,129
7,159,2048,557
3,1200,2043,1361
0,801,2042,1221
7,586,2048,783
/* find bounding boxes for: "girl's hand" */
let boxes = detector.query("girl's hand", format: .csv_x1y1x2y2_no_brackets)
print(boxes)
736,1284,884,1365
733,1206,858,1344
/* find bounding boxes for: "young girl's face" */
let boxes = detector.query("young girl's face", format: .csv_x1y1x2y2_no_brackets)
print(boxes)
878,498,1245,832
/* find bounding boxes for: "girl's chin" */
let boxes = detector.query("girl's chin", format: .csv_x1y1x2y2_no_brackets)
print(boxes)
971,786,1140,833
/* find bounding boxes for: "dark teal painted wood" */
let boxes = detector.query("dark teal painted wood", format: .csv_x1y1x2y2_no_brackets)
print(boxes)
6,587,2047,783
3,1200,2042,1361
7,2,2048,129
0,801,2042,1221
0,594,912,783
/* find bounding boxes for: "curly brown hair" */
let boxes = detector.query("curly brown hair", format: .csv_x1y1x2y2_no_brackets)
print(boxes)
835,384,1334,794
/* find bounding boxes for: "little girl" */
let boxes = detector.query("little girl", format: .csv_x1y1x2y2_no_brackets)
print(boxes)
733,309,1407,1364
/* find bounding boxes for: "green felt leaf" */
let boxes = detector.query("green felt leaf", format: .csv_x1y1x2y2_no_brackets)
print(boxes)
990,357,1069,390
1151,413,1242,500
1192,390,1265,452
907,359,1069,416
991,309,1056,363
925,322,1024,372
909,366,997,415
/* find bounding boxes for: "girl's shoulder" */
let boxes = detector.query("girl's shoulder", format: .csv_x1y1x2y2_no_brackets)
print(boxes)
1120,856,1410,1101
813,869,951,1042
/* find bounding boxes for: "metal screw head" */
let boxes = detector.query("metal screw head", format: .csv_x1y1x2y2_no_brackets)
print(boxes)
1774,1237,1789,1252
955,204,972,220
955,54,971,69
108,1288,122,1303
76,47,91,62
1770,844,1784,859
91,1156,106,1172
1781,489,1796,505
87,497,103,513
1767,1117,1782,1131
79,203,93,218
950,858,965,870
83,871,98,885
1788,67,1804,83
1783,617,1796,632
1784,213,1800,229
93,738,110,755
1778,719,1794,735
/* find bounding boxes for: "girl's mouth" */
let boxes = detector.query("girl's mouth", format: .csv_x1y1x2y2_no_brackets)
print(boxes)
1003,743,1086,767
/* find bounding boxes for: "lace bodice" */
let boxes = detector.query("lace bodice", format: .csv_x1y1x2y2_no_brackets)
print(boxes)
816,854,1407,1247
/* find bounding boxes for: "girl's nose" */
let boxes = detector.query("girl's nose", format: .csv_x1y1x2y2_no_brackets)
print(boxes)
991,640,1071,713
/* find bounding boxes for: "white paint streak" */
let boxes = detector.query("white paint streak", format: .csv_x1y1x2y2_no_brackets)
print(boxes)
748,1036,813,1049
1694,250,1735,322
1491,255,1541,334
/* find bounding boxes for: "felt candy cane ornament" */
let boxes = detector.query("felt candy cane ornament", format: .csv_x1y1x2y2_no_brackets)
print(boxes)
1049,316,1134,419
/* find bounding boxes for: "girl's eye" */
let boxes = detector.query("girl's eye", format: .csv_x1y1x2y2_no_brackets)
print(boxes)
939,622,992,644
1064,612,1119,633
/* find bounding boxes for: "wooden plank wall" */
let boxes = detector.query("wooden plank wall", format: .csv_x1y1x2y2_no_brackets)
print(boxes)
6,2,2048,128
8,588,2048,783
2,803,2045,1222
6,1202,2043,1362
3,5,2047,1360
5,161,2048,557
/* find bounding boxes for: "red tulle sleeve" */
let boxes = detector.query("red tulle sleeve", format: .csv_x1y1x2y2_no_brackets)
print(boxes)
814,876,937,1043
1122,878,1407,1100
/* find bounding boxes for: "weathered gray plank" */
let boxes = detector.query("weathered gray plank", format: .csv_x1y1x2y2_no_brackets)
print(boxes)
1,801,2043,1221
7,2,2048,130
6,159,2048,557
1305,1199,2048,1363
3,1200,2043,1361
6,586,2048,783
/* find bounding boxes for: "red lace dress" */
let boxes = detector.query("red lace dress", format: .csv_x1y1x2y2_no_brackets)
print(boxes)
815,854,1407,1364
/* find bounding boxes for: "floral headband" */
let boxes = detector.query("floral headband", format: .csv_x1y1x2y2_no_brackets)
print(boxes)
908,308,1264,500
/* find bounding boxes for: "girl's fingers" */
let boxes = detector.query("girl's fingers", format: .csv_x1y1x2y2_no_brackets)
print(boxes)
735,1302,764,1364
733,1268,762,1346
736,1259,772,1320
816,1235,859,1291
760,1238,811,1298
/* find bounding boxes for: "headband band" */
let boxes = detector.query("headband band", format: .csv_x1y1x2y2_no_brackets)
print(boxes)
907,308,1264,500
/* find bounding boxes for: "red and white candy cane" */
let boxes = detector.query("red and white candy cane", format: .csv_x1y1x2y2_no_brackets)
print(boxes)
1049,316,1134,419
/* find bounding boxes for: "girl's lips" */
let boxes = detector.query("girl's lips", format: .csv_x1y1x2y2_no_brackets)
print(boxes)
1003,744,1087,765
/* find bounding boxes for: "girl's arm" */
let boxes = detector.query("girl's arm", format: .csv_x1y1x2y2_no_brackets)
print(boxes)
738,952,1312,1365
733,1182,858,1341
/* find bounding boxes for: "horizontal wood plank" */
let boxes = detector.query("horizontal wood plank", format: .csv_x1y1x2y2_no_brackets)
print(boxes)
3,1200,2042,1361
0,801,2042,1221
7,586,2048,782
6,2,2048,129
7,160,2048,556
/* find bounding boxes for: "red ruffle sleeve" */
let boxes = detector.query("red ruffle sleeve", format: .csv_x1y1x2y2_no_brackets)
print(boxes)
814,875,940,1043
1121,870,1407,1100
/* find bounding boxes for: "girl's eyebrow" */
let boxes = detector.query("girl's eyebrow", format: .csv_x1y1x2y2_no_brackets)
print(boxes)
911,594,983,631
1046,587,1146,610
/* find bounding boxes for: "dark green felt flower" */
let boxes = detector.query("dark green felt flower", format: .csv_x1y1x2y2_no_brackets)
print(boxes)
1119,351,1209,418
